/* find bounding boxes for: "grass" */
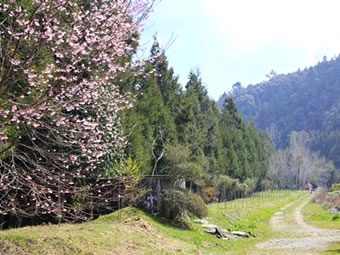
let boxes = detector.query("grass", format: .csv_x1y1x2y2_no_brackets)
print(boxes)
301,199,340,255
207,190,296,235
0,190,307,254
302,201,340,229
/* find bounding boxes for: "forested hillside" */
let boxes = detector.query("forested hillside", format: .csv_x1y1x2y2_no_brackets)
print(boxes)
0,0,273,224
223,56,340,175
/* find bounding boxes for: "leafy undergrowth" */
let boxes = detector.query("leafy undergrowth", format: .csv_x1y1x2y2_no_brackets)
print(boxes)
0,190,305,255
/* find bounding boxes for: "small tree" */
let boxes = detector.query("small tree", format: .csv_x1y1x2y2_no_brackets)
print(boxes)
166,144,203,190
215,175,240,201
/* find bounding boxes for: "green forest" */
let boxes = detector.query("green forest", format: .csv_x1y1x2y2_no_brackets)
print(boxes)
226,56,340,186
121,40,273,191
0,0,337,226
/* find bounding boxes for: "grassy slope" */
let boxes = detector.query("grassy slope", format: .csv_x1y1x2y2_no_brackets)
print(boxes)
0,191,314,255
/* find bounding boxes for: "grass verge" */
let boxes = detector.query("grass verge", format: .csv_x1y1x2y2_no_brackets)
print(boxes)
0,190,305,255
302,201,340,229
302,199,340,255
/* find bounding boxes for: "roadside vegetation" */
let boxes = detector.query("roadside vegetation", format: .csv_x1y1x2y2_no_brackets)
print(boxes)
0,190,305,255
302,186,340,254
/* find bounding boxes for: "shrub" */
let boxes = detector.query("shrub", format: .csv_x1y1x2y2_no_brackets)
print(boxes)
159,189,208,222
330,183,340,192
311,187,328,204
201,186,215,203
326,194,340,208
312,186,340,209
186,192,208,219
160,189,187,221
333,213,340,221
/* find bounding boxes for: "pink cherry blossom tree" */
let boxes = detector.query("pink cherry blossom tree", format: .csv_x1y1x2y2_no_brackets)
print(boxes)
0,0,155,222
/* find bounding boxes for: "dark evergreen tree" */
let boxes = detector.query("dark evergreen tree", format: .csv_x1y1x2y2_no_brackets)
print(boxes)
122,39,180,175
122,41,274,192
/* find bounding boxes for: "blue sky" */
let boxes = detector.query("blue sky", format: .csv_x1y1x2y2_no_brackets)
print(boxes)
140,0,340,100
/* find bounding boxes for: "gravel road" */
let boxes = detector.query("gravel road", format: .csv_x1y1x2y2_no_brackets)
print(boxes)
254,194,340,254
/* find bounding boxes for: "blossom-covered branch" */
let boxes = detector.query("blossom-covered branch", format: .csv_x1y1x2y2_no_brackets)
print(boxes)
0,0,155,219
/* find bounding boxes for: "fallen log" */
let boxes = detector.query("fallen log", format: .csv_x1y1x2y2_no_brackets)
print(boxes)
206,227,229,239
231,230,250,238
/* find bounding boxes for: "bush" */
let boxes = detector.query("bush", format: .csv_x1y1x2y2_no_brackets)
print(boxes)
333,213,340,221
311,187,328,204
159,189,208,222
186,192,208,219
160,189,187,221
330,183,340,192
312,187,340,208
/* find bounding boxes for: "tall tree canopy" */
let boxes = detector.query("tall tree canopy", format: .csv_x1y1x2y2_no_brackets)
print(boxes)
122,44,273,196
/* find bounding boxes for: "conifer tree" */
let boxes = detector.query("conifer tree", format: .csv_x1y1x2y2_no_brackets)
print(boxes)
122,39,179,175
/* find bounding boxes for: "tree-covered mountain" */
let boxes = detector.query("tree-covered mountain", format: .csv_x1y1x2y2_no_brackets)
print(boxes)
223,56,340,171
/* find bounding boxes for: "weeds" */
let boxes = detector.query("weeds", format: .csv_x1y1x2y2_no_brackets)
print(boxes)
312,187,340,208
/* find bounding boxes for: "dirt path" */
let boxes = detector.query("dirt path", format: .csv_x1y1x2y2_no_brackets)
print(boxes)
254,194,340,254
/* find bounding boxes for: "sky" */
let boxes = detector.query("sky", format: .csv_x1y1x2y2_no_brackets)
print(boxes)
140,0,340,100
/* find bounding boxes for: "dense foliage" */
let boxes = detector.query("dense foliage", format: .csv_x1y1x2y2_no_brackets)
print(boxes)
226,56,340,181
0,0,153,221
159,189,208,222
1,1,273,224
122,40,273,198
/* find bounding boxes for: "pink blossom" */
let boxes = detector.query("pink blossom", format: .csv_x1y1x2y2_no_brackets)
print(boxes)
11,105,17,112
0,0,154,218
